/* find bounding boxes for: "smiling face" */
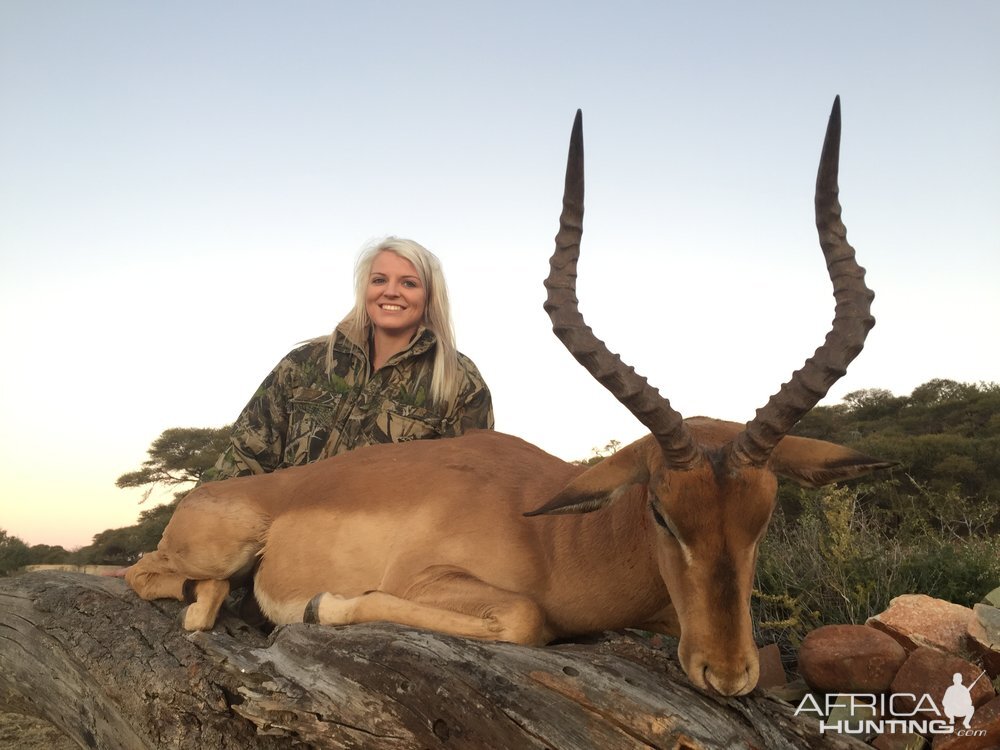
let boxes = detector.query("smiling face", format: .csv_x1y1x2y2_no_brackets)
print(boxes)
365,251,427,340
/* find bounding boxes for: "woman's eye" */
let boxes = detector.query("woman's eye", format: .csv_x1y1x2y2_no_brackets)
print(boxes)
402,280,419,288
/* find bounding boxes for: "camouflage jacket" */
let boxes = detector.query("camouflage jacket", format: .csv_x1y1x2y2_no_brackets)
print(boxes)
209,323,494,479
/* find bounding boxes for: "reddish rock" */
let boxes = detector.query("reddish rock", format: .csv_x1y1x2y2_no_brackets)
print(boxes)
890,647,996,718
798,624,908,692
966,604,1000,678
932,695,1000,749
868,594,975,654
756,643,787,690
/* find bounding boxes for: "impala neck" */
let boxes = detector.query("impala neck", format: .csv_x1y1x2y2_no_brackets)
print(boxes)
543,485,669,634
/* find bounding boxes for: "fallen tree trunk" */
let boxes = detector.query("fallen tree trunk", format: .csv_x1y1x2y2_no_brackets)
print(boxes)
0,571,864,749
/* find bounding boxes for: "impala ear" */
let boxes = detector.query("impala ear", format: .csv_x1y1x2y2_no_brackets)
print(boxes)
524,444,649,517
769,434,898,489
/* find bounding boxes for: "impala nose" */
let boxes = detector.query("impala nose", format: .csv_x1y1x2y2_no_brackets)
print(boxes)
703,661,757,697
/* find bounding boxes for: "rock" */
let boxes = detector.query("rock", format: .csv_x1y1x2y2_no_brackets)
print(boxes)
763,677,809,704
966,604,1000,678
871,732,928,749
867,594,975,654
798,624,908,692
890,647,996,718
756,643,787,690
983,587,1000,609
825,694,878,740
932,695,1000,750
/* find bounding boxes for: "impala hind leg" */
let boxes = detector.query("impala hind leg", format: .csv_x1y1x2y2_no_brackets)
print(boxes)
125,488,269,631
288,569,550,645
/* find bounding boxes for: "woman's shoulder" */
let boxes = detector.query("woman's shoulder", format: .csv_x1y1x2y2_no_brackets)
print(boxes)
455,348,480,368
281,337,329,364
455,350,491,390
265,337,340,381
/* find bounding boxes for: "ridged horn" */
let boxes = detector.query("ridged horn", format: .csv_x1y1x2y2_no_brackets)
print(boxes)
731,97,876,466
544,110,701,469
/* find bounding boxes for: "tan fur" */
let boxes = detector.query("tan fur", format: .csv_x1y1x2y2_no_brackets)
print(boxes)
126,419,893,697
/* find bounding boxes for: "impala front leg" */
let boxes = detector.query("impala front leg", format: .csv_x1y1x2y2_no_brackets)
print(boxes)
180,578,231,630
126,552,232,631
635,603,682,638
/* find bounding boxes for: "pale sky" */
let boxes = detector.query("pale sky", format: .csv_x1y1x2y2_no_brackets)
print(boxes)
1,1,997,550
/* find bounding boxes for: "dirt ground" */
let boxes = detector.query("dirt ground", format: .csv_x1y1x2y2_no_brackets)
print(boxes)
0,712,76,749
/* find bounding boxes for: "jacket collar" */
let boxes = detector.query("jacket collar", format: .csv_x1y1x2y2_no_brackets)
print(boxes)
334,321,436,364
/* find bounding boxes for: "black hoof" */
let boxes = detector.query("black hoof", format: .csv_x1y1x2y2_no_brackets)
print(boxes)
303,593,324,624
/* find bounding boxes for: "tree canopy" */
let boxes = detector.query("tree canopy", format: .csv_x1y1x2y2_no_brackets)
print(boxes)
793,379,1000,501
115,425,232,499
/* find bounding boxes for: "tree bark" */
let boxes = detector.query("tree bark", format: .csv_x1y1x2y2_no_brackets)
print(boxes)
0,572,865,750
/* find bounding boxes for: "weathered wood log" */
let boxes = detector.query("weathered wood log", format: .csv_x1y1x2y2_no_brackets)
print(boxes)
0,572,866,749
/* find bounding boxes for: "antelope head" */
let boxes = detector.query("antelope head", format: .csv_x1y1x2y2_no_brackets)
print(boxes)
528,99,893,696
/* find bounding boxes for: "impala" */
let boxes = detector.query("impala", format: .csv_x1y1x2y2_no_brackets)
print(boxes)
128,98,893,696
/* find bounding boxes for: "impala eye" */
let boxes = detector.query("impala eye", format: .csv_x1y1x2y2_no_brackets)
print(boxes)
649,500,674,536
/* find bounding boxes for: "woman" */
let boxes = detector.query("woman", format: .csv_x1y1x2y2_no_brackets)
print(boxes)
210,236,494,481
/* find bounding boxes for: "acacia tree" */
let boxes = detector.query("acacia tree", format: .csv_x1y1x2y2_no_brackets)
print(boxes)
115,426,232,501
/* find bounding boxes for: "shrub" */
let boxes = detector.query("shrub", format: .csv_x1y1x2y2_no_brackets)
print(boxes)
753,482,1000,663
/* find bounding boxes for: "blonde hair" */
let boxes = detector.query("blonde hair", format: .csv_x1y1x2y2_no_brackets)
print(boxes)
336,237,460,407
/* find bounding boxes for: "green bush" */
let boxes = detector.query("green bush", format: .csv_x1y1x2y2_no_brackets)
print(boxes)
753,482,1000,660
896,537,1000,607
0,530,30,576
